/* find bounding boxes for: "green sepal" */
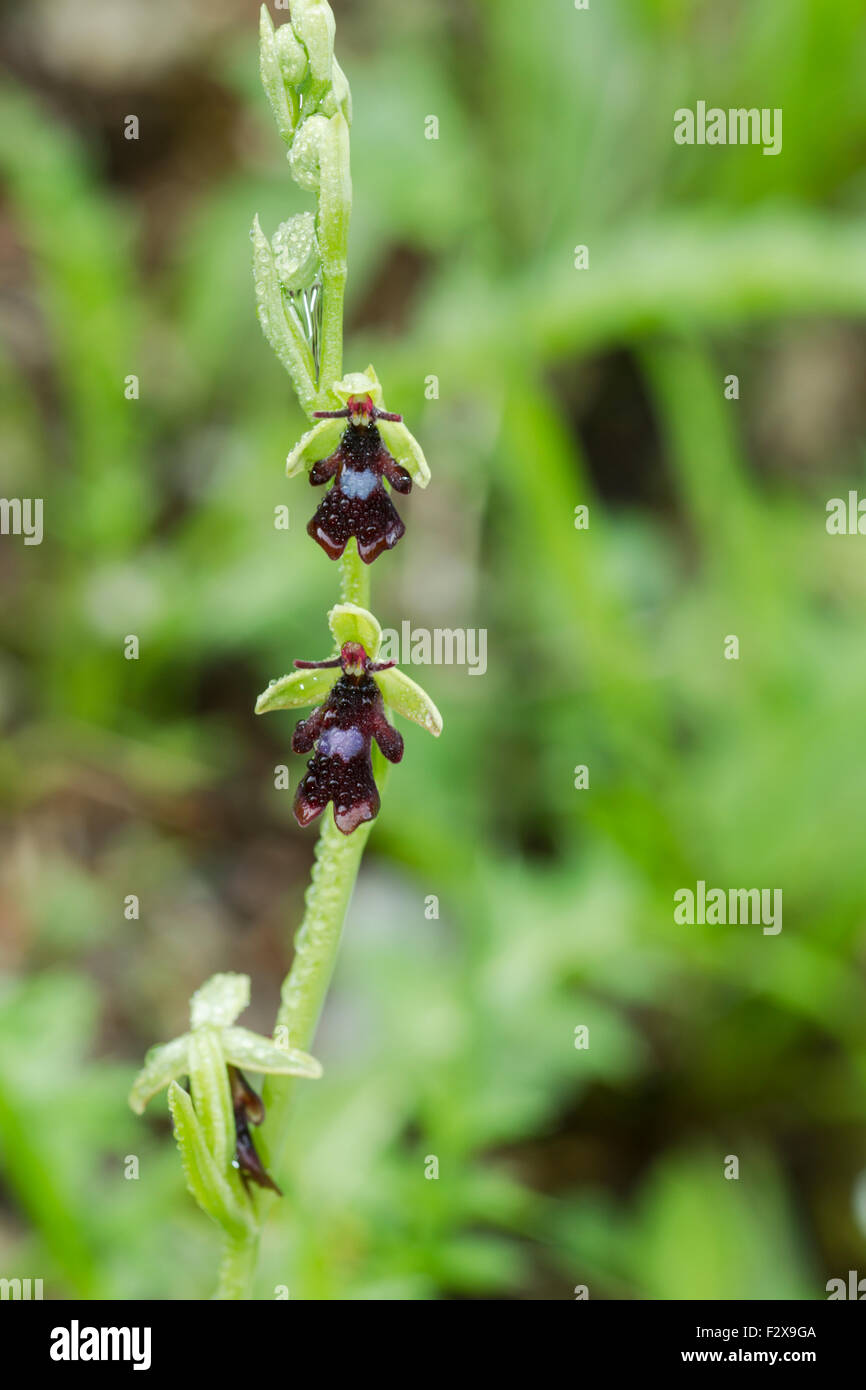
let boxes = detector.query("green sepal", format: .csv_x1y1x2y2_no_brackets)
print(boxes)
190,972,250,1029
167,1082,253,1237
332,365,383,407
221,1026,322,1078
377,418,431,489
286,416,343,478
374,667,443,737
255,666,339,715
329,603,382,658
128,1034,190,1115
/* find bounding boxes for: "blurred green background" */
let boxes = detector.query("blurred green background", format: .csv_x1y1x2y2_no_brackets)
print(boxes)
2,0,866,1300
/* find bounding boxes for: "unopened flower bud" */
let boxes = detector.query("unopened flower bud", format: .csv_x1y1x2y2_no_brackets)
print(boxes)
273,212,321,292
275,19,307,84
289,113,329,192
290,0,336,89
259,5,301,143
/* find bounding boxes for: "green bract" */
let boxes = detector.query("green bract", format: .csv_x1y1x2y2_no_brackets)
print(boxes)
251,214,316,414
259,6,302,142
167,1081,253,1237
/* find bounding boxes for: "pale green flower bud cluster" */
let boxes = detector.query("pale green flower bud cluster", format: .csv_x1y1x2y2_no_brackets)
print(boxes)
253,3,353,411
259,2,350,145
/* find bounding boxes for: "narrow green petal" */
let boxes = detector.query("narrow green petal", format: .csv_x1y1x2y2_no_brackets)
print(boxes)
189,1029,234,1174
374,667,443,736
128,1034,191,1115
286,417,343,478
377,418,431,488
255,666,338,714
190,972,250,1030
168,1082,253,1237
329,602,381,657
222,1026,322,1079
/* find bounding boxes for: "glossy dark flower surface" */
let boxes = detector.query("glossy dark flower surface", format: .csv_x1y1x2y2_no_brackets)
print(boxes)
307,394,412,563
292,640,404,833
229,1065,281,1196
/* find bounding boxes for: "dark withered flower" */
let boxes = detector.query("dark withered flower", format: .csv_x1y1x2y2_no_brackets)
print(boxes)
128,973,321,1229
286,367,431,564
256,603,443,836
229,1066,282,1196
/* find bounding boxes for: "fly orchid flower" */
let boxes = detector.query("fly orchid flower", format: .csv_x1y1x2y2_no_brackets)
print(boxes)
129,973,320,1230
256,602,442,834
286,366,431,563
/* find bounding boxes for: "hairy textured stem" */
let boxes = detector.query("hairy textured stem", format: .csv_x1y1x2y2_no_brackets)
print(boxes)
315,110,351,396
318,266,347,397
337,537,370,608
263,812,373,1161
216,1227,260,1300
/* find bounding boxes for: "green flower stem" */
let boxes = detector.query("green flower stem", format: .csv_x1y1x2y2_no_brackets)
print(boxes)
315,110,351,398
279,816,372,1046
262,812,374,1157
337,538,369,608
216,1227,260,1301
318,265,347,400
226,774,378,1294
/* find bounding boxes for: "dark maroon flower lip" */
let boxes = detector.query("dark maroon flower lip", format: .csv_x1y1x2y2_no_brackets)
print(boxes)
229,1066,282,1196
290,641,404,835
306,395,413,564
